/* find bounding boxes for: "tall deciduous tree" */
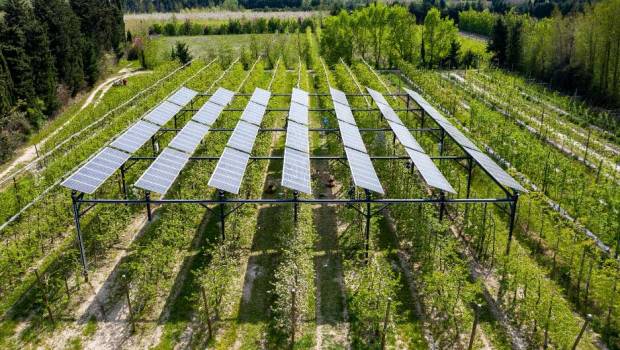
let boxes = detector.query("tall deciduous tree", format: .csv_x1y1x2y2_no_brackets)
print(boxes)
422,8,457,68
0,51,13,115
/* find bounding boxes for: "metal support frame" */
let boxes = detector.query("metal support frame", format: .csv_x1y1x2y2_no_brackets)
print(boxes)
293,191,299,224
364,190,372,261
219,190,226,240
70,191,89,282
145,191,152,221
119,165,127,199
505,193,520,256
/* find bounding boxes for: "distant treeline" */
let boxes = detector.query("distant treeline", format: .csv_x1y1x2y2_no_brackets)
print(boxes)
482,0,620,106
149,17,315,36
0,0,124,163
123,0,318,12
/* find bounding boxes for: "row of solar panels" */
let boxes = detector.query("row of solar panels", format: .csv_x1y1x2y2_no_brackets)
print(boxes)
62,87,201,194
403,88,526,193
62,85,525,197
282,88,312,194
330,87,385,194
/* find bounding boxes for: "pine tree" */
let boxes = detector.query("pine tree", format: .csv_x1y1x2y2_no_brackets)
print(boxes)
34,0,85,94
26,21,58,114
506,20,523,70
0,0,35,103
488,17,508,67
0,51,14,115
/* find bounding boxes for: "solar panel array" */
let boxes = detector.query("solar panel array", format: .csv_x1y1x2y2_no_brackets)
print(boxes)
134,87,234,194
404,88,526,193
282,88,312,194
134,148,190,194
62,147,131,194
62,86,198,194
368,88,455,194
330,88,384,194
208,88,271,194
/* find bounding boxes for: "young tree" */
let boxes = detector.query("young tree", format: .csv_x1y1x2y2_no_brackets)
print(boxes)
172,41,193,64
488,17,509,67
447,39,461,68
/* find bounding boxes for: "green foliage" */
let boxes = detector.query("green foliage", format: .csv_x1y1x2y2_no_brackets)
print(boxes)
422,8,458,68
458,9,496,36
170,41,193,64
487,17,508,67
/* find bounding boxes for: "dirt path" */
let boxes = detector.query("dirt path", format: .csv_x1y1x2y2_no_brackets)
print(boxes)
0,69,150,183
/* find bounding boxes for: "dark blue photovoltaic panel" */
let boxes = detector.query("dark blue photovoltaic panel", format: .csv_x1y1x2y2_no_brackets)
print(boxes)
344,147,384,194
144,101,183,126
110,120,160,153
281,147,312,194
167,87,198,106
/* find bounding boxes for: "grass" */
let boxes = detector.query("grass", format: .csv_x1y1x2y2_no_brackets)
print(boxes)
150,34,276,62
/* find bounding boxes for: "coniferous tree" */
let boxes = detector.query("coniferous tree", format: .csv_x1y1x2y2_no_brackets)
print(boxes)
488,17,508,67
25,21,58,114
0,0,35,103
0,51,14,115
34,0,85,94
506,19,522,70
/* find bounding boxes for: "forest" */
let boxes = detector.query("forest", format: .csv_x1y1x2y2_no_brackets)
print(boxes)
0,0,124,162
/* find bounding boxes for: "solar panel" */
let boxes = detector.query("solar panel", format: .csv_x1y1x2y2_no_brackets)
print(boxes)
387,121,424,152
289,102,309,125
227,121,260,154
330,88,349,106
338,120,367,153
282,147,312,194
193,102,225,126
208,147,251,194
291,88,309,107
134,148,190,195
366,87,390,107
404,148,456,193
333,102,357,125
285,120,309,153
436,120,480,152
241,101,267,126
144,101,183,126
250,88,271,106
168,87,198,106
168,121,210,154
377,102,403,125
209,87,235,106
344,147,384,194
110,120,160,153
466,148,527,192
62,147,130,194
403,88,450,124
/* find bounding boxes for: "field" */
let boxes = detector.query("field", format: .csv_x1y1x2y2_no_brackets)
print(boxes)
124,10,323,33
0,28,618,350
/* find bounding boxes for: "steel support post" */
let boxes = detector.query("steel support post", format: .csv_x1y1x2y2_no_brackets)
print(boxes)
219,191,226,240
71,191,89,281
464,158,474,225
120,165,127,199
364,190,372,262
145,191,153,221
151,136,157,155
293,191,299,224
439,191,446,221
505,193,519,256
